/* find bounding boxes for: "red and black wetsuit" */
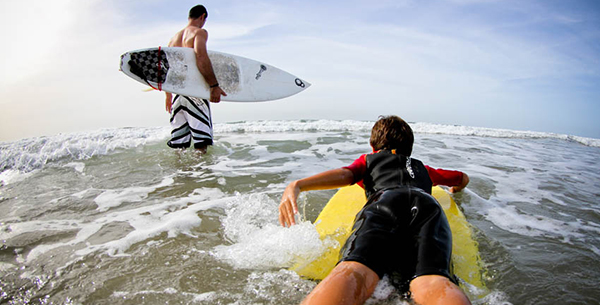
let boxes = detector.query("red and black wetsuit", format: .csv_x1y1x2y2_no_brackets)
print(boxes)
344,151,464,193
339,150,461,288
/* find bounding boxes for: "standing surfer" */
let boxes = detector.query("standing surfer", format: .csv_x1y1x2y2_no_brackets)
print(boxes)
165,5,227,152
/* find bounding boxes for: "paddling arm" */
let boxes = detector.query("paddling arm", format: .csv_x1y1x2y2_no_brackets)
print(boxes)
279,168,354,227
425,166,469,193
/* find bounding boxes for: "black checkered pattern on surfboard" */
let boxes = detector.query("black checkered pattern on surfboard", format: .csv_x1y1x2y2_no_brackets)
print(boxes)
128,49,170,84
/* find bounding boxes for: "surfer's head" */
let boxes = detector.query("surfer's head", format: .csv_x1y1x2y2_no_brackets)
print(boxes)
189,5,208,20
370,115,414,156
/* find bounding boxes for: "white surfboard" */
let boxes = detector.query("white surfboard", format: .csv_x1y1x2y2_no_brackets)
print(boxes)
119,47,310,102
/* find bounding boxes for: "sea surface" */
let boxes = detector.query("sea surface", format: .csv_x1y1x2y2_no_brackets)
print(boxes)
1,120,599,305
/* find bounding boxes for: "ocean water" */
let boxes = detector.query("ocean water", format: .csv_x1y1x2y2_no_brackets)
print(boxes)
1,120,599,305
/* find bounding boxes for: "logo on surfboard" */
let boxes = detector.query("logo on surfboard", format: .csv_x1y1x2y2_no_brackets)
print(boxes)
256,65,267,80
295,78,306,88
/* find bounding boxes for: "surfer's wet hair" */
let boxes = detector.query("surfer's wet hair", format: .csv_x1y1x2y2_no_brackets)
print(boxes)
370,115,414,156
189,5,208,19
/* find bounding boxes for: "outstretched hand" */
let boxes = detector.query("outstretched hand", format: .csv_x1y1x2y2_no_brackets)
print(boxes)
279,181,300,227
278,168,354,227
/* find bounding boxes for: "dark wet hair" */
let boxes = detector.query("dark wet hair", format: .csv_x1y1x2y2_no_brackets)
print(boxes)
189,5,208,19
369,115,414,156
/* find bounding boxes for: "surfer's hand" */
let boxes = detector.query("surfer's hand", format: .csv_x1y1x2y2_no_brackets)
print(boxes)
210,86,227,103
279,181,300,227
449,173,469,193
165,92,173,113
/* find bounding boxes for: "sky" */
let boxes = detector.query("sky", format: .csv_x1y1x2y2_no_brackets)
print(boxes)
1,0,599,142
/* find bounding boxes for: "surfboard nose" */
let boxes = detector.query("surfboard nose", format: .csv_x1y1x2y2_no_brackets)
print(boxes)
295,78,311,89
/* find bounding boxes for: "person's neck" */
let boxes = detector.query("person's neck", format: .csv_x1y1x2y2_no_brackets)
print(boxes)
188,19,203,29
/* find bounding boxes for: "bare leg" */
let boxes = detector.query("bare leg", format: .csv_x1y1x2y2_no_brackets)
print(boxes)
409,275,471,305
194,145,208,154
301,261,379,305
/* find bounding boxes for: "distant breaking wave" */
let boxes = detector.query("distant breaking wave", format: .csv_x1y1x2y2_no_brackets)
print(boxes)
0,127,169,175
1,120,598,175
409,122,600,147
216,120,600,147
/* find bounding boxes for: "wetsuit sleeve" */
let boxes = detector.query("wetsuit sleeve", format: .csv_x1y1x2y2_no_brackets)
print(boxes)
425,165,464,187
343,154,367,187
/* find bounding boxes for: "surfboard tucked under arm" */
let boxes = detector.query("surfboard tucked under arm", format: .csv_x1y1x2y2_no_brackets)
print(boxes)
291,185,486,290
120,47,310,102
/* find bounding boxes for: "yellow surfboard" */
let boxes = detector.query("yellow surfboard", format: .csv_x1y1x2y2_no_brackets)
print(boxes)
291,185,485,290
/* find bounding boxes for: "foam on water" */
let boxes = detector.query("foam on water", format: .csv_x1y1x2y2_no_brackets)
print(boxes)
0,186,227,263
214,120,600,147
2,121,598,185
452,135,600,255
0,126,169,178
485,203,588,240
214,119,374,133
94,176,175,211
212,192,329,270
64,162,86,174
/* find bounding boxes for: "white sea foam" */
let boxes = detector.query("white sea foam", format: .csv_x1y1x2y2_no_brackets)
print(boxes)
94,176,175,211
212,192,329,270
64,162,85,173
2,121,598,180
411,122,600,147
213,221,326,269
242,270,316,303
486,205,586,240
111,289,216,302
366,276,406,304
215,120,600,148
0,169,32,185
0,187,227,263
477,290,513,305
215,119,374,133
0,126,169,174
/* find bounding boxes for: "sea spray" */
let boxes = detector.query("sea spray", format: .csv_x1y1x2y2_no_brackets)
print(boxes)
213,192,328,270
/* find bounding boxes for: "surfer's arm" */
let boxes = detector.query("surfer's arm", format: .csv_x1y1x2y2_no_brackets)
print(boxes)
425,166,469,193
165,92,173,113
193,30,227,103
279,168,354,227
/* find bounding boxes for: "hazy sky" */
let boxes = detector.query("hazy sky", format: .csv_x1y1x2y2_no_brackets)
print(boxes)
1,0,599,142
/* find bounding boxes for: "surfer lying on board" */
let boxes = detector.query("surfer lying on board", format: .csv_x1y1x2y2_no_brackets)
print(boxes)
279,115,471,305
164,5,227,151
